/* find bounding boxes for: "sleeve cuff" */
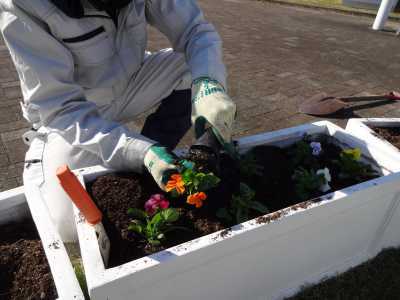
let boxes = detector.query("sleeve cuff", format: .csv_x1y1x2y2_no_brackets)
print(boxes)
122,136,157,172
189,47,227,90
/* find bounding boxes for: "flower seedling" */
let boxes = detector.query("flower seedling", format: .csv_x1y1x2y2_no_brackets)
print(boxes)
181,168,220,196
336,148,377,181
217,183,269,223
292,167,327,201
290,140,320,168
127,196,185,247
166,162,220,208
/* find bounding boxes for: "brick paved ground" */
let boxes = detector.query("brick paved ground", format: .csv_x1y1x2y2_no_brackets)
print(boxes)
1,0,400,191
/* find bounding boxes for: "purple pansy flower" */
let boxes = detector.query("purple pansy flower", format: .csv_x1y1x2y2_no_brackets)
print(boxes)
310,142,322,156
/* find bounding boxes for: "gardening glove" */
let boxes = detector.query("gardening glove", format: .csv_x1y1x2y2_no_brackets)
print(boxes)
144,145,179,191
192,77,237,145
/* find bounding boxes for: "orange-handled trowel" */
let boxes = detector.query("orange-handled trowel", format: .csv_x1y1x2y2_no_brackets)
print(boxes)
57,165,110,266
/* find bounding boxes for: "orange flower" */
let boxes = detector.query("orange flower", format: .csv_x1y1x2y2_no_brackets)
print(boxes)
166,174,185,194
187,192,207,208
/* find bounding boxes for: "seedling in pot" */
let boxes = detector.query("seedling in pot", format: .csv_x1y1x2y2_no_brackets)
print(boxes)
288,139,322,169
166,162,221,208
127,194,188,249
217,183,269,223
335,148,378,181
292,167,328,201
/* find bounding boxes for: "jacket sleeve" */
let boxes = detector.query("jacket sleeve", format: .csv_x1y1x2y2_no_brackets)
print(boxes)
0,6,155,171
145,0,227,89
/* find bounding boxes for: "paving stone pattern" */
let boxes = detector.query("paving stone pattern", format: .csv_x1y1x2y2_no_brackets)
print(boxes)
1,0,400,191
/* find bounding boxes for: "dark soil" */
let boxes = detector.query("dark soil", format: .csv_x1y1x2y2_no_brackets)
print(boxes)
88,150,237,268
287,247,400,300
245,135,377,211
89,135,378,268
372,126,400,150
0,220,57,300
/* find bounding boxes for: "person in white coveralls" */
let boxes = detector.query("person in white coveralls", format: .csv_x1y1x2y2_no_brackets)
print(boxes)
0,0,236,241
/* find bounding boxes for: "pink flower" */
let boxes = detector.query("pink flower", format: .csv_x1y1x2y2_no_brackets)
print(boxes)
144,194,170,215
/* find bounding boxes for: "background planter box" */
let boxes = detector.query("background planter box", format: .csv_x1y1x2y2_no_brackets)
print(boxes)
346,118,400,172
75,121,400,300
0,186,85,300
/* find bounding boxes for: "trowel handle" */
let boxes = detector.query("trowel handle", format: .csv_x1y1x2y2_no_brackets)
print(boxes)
341,91,400,102
56,165,102,225
386,91,400,101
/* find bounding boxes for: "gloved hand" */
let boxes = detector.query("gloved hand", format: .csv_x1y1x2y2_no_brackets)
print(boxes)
144,145,179,191
191,77,236,145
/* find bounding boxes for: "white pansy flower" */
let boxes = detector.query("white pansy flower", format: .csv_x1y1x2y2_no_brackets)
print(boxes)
310,142,322,156
316,167,332,192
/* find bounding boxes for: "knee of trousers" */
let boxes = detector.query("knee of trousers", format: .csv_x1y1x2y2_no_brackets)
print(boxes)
23,131,102,242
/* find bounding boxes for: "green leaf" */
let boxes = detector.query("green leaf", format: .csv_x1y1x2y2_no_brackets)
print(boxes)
149,213,163,229
250,201,269,213
182,168,195,185
148,239,161,246
128,222,143,234
160,208,180,223
293,167,324,200
127,208,147,220
198,173,221,191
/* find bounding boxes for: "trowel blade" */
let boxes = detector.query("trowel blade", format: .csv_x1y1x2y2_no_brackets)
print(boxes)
299,93,347,116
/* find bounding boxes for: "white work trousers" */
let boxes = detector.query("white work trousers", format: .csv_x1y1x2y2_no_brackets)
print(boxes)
23,49,191,242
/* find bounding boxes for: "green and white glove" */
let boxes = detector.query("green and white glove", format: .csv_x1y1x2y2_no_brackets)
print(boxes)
191,77,237,144
144,145,178,191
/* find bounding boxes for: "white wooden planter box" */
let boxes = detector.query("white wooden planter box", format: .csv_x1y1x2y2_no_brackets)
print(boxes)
74,121,400,300
0,186,84,300
346,118,400,172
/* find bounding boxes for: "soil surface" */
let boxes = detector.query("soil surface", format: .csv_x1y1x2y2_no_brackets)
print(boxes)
287,247,400,300
89,135,378,268
372,126,400,150
246,136,377,211
89,150,238,268
0,220,57,300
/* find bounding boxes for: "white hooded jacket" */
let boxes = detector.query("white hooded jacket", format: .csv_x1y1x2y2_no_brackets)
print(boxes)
0,0,226,171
